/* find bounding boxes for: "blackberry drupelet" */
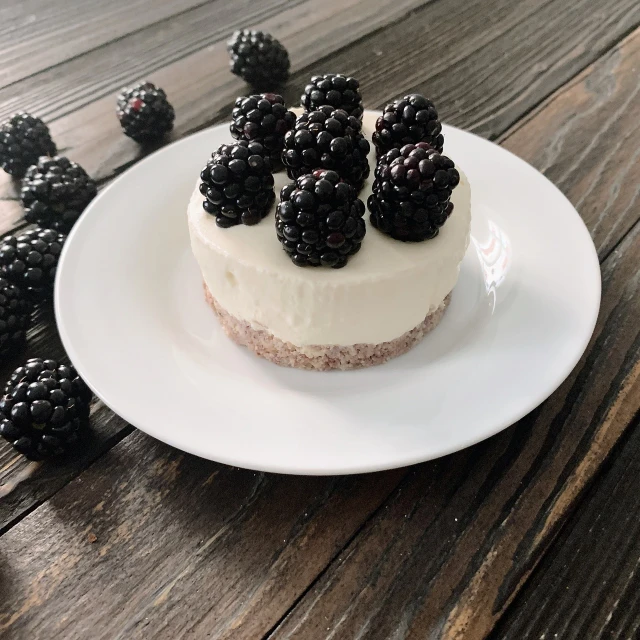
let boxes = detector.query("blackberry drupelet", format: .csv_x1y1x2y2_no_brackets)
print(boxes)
0,228,66,302
230,93,296,170
200,140,275,228
116,82,175,143
0,278,31,357
367,142,460,242
0,358,92,460
301,74,363,120
227,30,290,89
282,106,370,191
0,112,56,178
275,169,366,268
21,156,97,233
372,94,444,157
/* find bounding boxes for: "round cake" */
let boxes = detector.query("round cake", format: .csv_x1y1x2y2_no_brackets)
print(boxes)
188,111,471,370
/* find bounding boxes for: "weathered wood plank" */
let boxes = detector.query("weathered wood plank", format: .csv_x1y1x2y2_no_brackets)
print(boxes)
267,218,639,640
0,0,210,89
491,411,640,640
0,432,404,638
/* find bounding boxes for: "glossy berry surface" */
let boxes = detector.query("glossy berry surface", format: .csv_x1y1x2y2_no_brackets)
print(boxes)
276,169,366,268
0,358,92,460
200,140,275,228
116,82,175,143
368,142,460,242
230,93,296,170
227,30,290,89
301,74,363,120
372,94,444,157
21,156,97,233
0,228,66,302
282,107,370,191
0,278,31,357
0,112,56,178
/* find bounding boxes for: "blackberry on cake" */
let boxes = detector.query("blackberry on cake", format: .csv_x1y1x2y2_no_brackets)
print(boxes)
0,228,66,302
282,106,370,191
230,94,296,170
372,94,444,157
0,358,92,460
276,169,366,268
116,82,175,143
0,278,31,357
368,142,460,242
0,112,56,179
227,30,290,89
200,140,275,228
301,74,363,120
21,156,97,233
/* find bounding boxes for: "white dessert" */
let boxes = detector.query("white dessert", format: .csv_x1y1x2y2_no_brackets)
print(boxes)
188,111,471,348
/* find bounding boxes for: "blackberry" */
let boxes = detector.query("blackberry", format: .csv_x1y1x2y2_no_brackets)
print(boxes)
276,169,366,268
0,278,31,357
367,142,460,242
0,228,66,302
230,93,296,170
21,156,97,233
200,140,275,228
0,358,92,460
372,94,444,157
116,82,175,143
301,74,363,120
282,107,370,191
227,30,290,89
0,113,56,179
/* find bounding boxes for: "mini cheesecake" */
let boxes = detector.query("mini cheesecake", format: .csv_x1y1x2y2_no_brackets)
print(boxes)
188,111,471,370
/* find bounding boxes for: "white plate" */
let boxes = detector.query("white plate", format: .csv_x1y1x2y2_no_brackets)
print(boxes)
55,113,600,475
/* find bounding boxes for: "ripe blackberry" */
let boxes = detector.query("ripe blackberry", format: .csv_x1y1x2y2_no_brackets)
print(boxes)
230,93,296,170
372,94,444,157
21,156,97,233
276,169,366,268
0,112,56,178
282,107,370,191
227,30,290,89
367,142,460,242
200,140,275,228
0,278,31,357
0,228,66,302
116,82,175,143
301,74,363,120
0,358,92,460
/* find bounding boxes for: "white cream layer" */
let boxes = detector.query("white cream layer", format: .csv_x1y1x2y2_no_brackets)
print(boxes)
188,111,471,347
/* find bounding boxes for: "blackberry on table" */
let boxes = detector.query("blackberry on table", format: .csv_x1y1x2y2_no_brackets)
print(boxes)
116,82,175,143
200,140,275,228
0,228,66,302
282,106,370,191
227,30,290,89
230,93,296,170
0,112,56,179
21,156,97,233
367,142,460,242
276,169,366,268
301,74,364,120
0,278,31,358
372,94,444,157
0,358,92,460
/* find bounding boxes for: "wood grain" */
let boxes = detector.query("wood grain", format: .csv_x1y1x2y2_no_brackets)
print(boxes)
491,411,640,640
0,0,210,88
267,219,640,640
0,432,404,638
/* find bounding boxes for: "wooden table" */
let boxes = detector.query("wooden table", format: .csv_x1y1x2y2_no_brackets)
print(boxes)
0,1,638,638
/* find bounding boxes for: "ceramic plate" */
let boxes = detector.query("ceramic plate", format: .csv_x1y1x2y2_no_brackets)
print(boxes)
55,113,600,475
